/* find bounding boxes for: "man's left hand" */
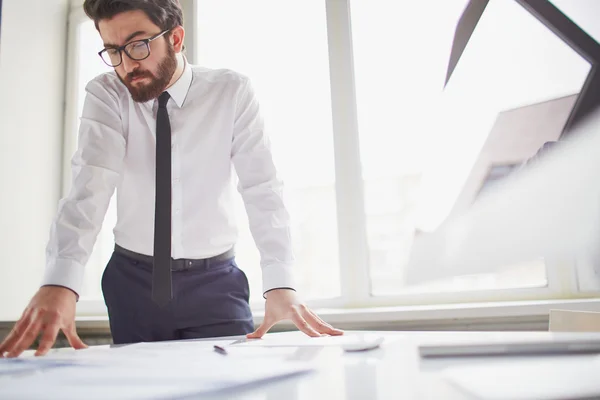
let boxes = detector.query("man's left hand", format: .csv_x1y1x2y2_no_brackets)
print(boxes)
246,289,344,338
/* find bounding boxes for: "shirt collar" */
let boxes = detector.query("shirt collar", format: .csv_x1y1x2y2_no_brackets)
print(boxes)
160,56,192,108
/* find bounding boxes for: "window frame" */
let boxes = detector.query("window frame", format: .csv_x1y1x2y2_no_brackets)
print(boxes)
64,0,599,319
62,6,87,200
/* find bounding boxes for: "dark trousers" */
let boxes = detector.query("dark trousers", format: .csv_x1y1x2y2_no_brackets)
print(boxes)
101,247,254,344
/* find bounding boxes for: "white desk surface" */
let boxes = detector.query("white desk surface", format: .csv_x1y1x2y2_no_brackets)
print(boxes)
8,330,600,399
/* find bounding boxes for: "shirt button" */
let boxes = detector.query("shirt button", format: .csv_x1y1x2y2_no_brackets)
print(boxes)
175,209,180,214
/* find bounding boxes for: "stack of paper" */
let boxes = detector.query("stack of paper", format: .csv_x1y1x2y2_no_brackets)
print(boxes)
0,340,314,400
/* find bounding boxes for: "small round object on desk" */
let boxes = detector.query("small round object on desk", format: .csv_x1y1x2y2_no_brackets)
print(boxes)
342,336,384,352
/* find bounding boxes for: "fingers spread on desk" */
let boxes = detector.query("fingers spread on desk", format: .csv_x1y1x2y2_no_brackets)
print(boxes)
0,309,33,357
34,322,61,357
6,313,43,358
0,324,20,357
313,311,344,335
64,323,88,350
291,308,321,337
247,317,276,339
302,306,344,336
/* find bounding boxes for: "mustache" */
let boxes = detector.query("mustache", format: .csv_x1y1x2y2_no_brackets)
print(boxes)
126,70,153,82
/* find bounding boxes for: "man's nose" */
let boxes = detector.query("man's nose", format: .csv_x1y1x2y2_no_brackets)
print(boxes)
121,53,140,74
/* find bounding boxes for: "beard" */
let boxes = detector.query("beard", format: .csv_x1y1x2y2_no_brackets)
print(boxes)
118,44,177,103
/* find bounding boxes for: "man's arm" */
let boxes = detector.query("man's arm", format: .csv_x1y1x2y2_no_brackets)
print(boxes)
0,76,126,357
230,76,295,296
43,76,126,297
230,75,342,338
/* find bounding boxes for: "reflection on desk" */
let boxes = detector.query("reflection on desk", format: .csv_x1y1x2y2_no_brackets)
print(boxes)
2,330,599,400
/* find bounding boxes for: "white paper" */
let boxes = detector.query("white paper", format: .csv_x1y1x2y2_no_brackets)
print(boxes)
234,332,395,347
0,341,314,400
443,356,600,400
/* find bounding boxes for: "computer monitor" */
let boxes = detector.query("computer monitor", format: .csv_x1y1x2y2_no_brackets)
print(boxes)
405,0,600,286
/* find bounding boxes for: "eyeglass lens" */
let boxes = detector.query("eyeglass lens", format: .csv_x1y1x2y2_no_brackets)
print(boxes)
102,41,150,67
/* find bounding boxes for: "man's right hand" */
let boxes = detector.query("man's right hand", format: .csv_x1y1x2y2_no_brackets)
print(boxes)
0,286,87,358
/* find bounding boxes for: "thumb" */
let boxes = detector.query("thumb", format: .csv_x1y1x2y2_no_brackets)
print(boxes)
64,325,88,350
246,317,276,339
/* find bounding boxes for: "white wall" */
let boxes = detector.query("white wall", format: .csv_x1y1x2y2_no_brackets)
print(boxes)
0,0,69,321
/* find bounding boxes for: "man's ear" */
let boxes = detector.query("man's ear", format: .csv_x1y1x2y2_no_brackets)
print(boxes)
170,25,185,53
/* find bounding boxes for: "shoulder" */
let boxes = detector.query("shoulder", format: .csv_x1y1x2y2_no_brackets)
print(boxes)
190,65,251,89
85,71,127,106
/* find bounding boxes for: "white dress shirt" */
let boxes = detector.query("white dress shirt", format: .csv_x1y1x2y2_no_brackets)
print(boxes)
42,59,295,296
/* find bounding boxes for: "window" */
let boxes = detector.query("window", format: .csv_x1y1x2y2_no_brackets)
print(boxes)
66,17,114,300
195,0,340,303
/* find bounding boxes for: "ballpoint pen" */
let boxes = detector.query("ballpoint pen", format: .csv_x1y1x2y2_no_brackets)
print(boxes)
213,344,228,355
213,337,251,355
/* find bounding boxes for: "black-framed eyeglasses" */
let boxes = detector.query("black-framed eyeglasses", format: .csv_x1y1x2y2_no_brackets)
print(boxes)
98,30,169,67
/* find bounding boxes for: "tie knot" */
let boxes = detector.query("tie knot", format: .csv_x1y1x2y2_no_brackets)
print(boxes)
158,92,170,108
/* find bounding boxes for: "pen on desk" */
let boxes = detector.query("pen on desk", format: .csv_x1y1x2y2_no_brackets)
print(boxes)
213,337,252,355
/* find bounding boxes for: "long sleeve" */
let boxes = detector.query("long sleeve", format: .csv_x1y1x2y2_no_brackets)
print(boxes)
231,76,296,295
42,77,126,296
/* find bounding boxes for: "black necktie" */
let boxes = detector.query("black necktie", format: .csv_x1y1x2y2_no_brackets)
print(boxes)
152,91,172,307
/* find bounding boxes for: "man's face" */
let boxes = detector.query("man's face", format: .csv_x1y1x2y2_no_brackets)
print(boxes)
98,10,177,103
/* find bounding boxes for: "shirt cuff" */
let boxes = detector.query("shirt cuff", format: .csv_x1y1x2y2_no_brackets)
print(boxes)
262,263,296,296
41,258,85,298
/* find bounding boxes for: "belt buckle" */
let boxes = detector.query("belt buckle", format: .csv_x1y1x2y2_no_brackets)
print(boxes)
171,259,188,271
171,258,211,271
185,260,194,270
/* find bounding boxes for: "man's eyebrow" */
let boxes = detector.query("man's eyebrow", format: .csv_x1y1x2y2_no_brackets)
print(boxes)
103,30,147,48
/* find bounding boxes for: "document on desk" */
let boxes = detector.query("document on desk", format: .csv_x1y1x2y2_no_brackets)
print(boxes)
442,356,600,400
234,332,393,348
0,342,314,400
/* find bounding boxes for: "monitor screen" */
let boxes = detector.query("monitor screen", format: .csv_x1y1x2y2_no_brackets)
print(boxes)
406,0,600,289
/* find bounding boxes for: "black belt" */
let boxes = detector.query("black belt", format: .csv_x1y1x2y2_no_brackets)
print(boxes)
114,244,235,272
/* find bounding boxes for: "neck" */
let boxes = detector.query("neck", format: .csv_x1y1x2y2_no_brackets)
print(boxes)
165,53,185,90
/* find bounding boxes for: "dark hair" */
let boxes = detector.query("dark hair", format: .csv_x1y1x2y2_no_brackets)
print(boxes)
83,0,183,32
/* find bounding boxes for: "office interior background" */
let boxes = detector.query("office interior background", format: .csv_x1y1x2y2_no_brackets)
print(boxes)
0,0,599,343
